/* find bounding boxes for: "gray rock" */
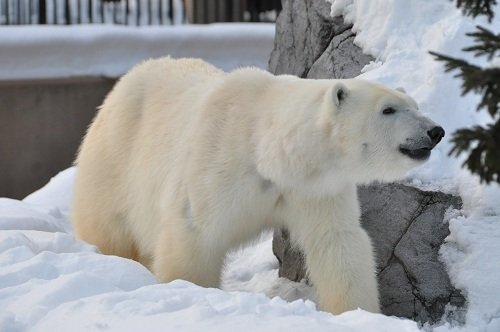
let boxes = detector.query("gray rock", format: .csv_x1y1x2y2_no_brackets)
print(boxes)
272,184,465,322
307,31,373,79
272,227,306,282
268,0,354,78
269,0,465,322
359,184,465,322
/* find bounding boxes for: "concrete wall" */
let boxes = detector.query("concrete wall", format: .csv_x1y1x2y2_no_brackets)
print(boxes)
0,77,116,199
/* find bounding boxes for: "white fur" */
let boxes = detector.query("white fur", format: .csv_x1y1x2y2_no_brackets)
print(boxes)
72,57,440,314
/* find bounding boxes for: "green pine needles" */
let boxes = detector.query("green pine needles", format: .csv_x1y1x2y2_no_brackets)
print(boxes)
430,0,499,184
456,0,497,22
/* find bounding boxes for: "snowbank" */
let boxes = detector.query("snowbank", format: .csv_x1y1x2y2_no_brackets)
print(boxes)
0,23,275,80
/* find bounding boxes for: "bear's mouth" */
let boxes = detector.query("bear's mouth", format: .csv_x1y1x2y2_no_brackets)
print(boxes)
399,146,431,160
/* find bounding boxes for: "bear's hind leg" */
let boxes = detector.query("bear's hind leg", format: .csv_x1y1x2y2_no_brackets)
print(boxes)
152,218,224,287
73,206,142,264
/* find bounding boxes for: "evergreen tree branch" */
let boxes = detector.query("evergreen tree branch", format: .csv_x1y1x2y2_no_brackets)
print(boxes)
464,26,500,60
429,51,500,117
449,120,500,183
456,0,497,22
435,1,500,183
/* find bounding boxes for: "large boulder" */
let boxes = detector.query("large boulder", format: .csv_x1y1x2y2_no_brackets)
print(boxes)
269,0,465,323
273,184,465,322
269,0,372,79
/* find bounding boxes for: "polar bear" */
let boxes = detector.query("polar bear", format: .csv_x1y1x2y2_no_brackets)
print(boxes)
72,57,444,315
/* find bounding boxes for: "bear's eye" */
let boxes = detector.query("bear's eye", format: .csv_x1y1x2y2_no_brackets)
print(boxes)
382,107,396,115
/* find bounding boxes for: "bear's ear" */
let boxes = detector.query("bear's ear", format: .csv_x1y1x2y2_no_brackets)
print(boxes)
396,87,406,94
332,82,349,107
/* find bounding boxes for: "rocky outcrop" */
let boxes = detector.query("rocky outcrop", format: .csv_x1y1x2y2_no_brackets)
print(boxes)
269,0,465,323
269,0,372,79
359,185,464,322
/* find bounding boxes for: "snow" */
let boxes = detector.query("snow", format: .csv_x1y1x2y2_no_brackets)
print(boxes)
0,23,275,80
1,1,500,331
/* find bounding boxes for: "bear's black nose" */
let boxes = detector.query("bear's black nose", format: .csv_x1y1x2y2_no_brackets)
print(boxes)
427,126,445,146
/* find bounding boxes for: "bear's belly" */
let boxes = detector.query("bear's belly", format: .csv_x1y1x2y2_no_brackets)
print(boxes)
183,172,283,251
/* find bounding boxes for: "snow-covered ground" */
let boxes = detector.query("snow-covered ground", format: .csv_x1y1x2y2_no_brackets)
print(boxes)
1,0,500,331
0,23,275,80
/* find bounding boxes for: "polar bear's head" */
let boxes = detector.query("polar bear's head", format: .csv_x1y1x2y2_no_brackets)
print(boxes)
325,79,444,184
255,77,444,194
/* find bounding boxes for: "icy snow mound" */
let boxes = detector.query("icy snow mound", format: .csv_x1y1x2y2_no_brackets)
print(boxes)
0,169,420,332
0,23,275,80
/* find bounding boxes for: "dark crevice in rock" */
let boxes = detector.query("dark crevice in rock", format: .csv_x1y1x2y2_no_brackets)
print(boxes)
303,3,317,78
335,31,355,47
399,256,419,320
306,29,356,78
307,18,353,74
379,194,439,275
333,23,354,38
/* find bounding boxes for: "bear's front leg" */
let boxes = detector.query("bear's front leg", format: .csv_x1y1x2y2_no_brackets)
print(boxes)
307,226,380,314
283,186,380,314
